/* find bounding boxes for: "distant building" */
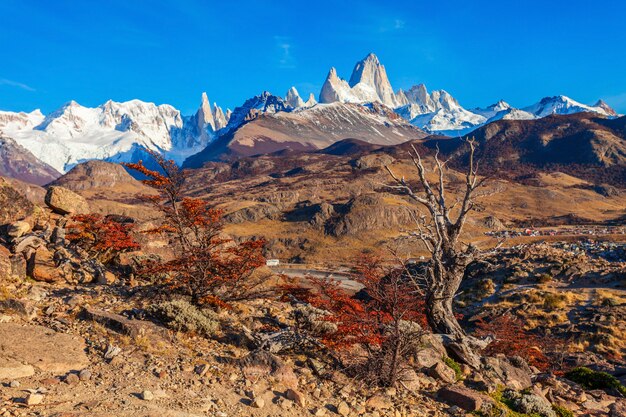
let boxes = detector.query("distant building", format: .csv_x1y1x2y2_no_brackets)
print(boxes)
266,259,280,267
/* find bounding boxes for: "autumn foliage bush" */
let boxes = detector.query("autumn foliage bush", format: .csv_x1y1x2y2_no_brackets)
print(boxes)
66,214,140,265
124,151,267,308
474,313,565,371
284,254,428,387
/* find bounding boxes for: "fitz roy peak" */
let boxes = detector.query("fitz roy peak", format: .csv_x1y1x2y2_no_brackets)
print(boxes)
318,53,618,135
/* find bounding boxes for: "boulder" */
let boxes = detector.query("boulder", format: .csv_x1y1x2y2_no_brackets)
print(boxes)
0,359,35,380
82,306,160,338
0,323,89,378
415,347,444,369
482,356,533,390
26,246,59,282
336,401,351,416
438,386,487,412
428,362,457,384
285,388,306,407
45,186,89,215
365,394,392,410
401,368,436,391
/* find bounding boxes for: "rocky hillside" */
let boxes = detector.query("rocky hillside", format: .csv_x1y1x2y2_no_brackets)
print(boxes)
432,113,626,186
179,138,626,264
48,160,146,191
1,158,625,417
0,136,61,185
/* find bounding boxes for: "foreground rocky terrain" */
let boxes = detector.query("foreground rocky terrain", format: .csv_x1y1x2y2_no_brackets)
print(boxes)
0,134,625,417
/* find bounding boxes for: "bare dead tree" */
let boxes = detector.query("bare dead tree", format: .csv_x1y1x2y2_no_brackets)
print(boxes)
385,139,488,368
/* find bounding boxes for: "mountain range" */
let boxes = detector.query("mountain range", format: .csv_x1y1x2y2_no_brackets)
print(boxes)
0,53,620,181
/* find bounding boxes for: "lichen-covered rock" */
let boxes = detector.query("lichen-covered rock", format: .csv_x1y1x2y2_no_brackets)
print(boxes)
428,362,456,384
44,186,89,215
6,220,31,239
503,389,557,417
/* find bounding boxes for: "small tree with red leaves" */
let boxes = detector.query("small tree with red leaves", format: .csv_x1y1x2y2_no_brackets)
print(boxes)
285,254,428,387
66,214,140,266
474,314,566,371
123,151,267,307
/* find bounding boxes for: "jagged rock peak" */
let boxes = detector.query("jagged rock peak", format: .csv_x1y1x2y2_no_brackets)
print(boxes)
319,67,359,104
285,86,305,108
196,92,215,131
305,93,317,107
212,103,228,130
348,53,397,107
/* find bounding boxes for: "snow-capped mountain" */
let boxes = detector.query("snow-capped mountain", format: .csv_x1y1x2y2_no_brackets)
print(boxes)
522,95,616,118
394,85,488,135
223,91,291,134
188,92,231,142
317,53,618,135
0,95,229,173
0,51,621,181
319,54,399,108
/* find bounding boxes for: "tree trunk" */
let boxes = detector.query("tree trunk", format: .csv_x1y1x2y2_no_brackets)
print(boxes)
425,269,483,369
426,294,465,338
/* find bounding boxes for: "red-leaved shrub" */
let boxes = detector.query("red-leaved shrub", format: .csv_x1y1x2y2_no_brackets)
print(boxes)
66,213,140,265
124,151,267,307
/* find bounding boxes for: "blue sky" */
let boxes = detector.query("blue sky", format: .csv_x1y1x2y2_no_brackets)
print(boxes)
2,0,626,115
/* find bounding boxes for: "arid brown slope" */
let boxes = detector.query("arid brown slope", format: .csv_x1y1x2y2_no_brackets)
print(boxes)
181,139,626,264
439,113,626,186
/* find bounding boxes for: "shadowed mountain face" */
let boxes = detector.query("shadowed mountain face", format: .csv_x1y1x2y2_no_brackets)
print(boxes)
0,136,61,185
431,113,626,186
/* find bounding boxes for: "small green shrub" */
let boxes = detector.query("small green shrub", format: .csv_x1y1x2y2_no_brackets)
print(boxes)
443,356,463,380
552,405,573,417
565,367,626,396
148,299,220,337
